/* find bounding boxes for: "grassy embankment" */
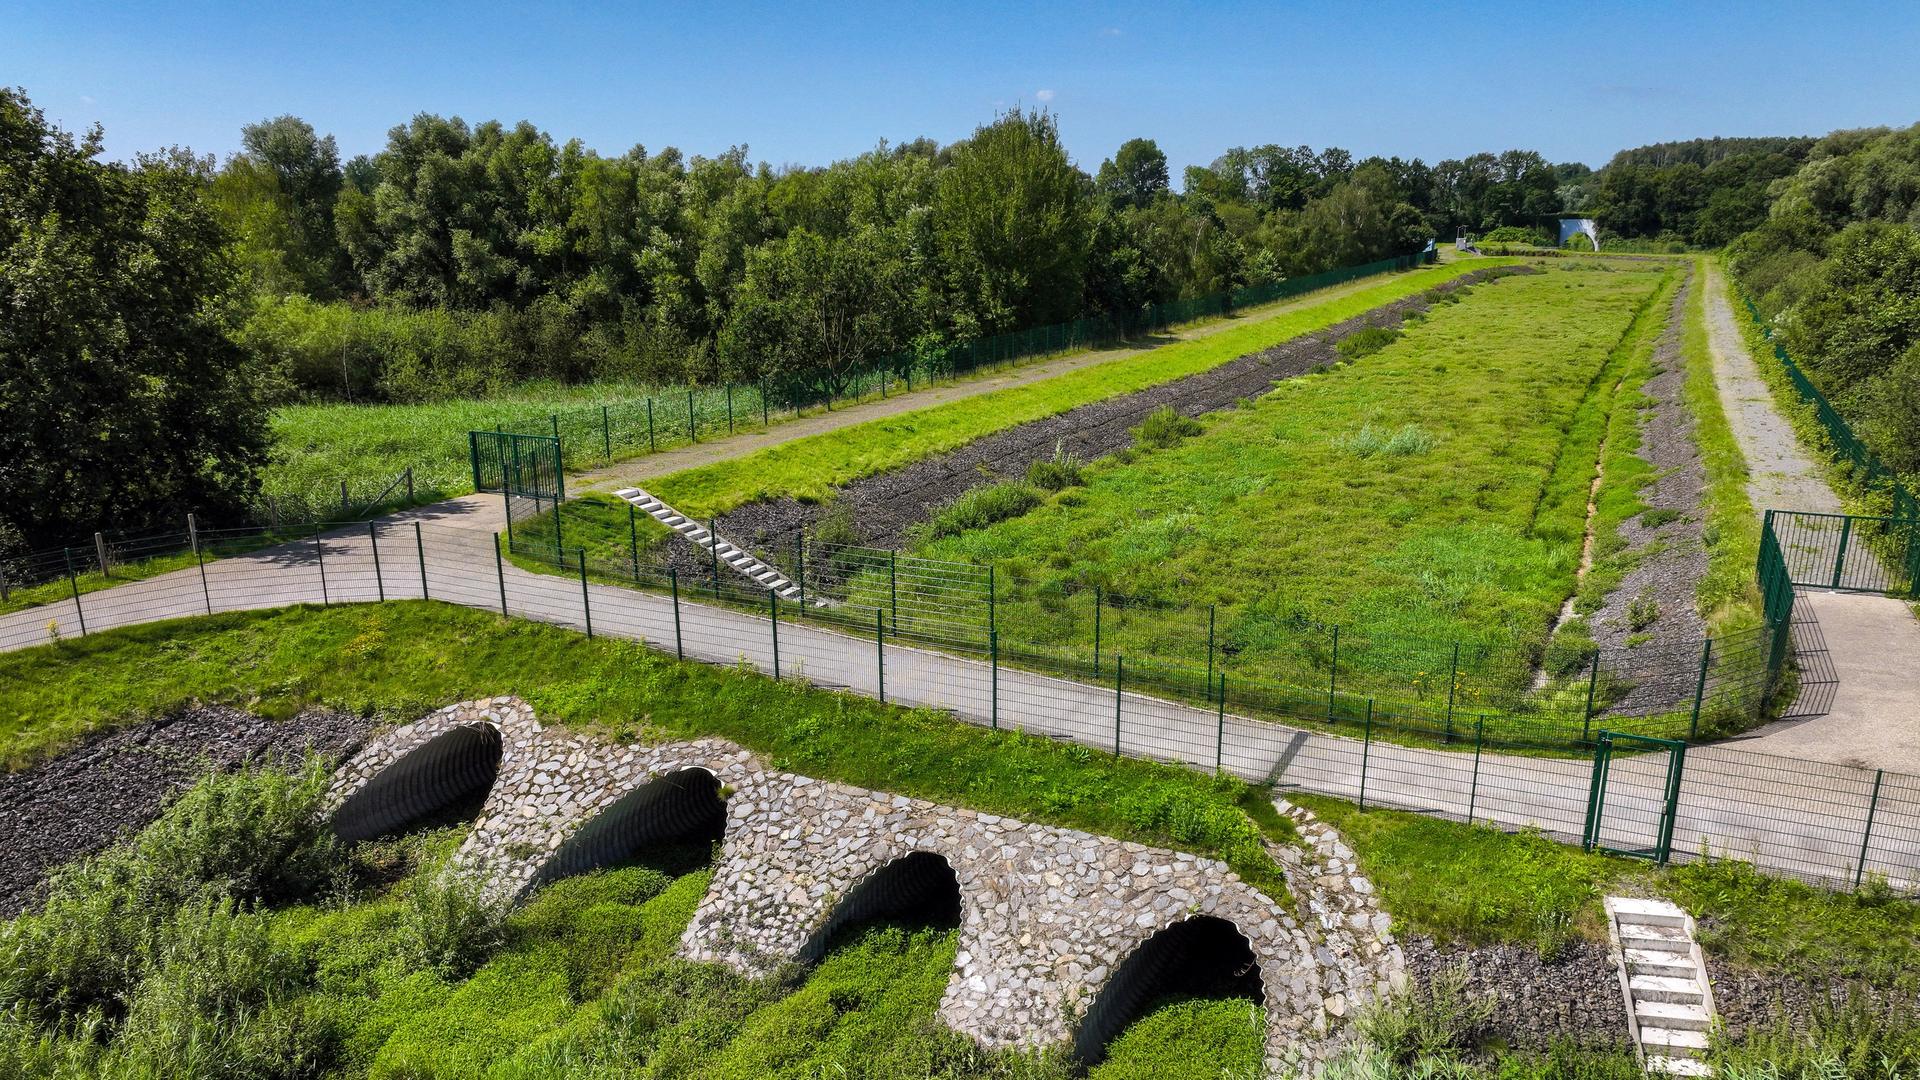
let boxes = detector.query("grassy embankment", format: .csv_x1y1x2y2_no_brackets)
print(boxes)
1680,259,1764,635
907,265,1672,707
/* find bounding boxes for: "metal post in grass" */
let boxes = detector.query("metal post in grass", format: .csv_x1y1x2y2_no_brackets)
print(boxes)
687,390,696,442
709,518,721,600
579,552,593,639
727,384,734,433
602,405,611,460
1358,699,1374,809
494,533,508,615
1093,586,1103,676
647,398,656,452
670,569,684,660
987,566,997,649
415,523,428,599
1688,638,1712,740
94,531,109,576
1444,642,1460,743
627,505,641,582
67,565,85,637
2,565,11,603
315,533,329,606
1855,769,1885,889
876,607,886,703
1583,655,1601,742
769,589,780,678
340,480,350,518
1467,719,1484,824
551,414,560,443
1206,605,1216,703
188,512,199,554
990,628,999,729
405,467,414,504
1832,515,1853,590
196,544,212,614
1215,674,1227,773
368,522,385,602
761,381,770,427
1327,625,1339,722
889,550,898,632
1113,655,1124,756
797,536,807,608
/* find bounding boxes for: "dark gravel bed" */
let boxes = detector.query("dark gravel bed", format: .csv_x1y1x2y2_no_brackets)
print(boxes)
683,267,1528,572
1402,935,1631,1051
0,705,374,916
1706,957,1916,1042
1589,274,1713,714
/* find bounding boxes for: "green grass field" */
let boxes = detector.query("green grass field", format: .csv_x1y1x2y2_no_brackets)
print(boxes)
650,262,1501,517
914,265,1673,703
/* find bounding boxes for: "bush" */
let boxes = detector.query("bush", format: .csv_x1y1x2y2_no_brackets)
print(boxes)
1025,443,1084,492
1131,407,1204,450
132,758,337,904
1482,225,1551,246
1335,423,1437,458
1336,326,1401,361
1543,620,1598,679
1627,593,1660,632
395,873,510,980
918,483,1045,542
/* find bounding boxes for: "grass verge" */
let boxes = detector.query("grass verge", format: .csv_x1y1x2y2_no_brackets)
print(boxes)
1683,259,1764,634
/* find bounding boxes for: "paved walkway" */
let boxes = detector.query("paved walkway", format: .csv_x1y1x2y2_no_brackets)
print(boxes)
1702,260,1920,767
3,523,1912,893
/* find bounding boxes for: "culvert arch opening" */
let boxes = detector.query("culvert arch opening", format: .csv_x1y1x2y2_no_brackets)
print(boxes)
332,724,503,842
1071,915,1264,1068
799,850,962,964
529,768,727,889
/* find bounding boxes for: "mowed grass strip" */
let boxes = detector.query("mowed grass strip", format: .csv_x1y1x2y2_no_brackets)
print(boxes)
917,267,1669,687
652,262,1503,517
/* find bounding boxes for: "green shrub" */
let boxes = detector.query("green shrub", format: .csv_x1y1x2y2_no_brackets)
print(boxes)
1025,444,1085,492
1090,996,1263,1079
1483,226,1552,246
395,873,510,979
1354,966,1493,1066
132,758,337,904
1712,986,1920,1077
918,483,1045,542
1130,406,1204,449
1336,325,1402,360
0,846,178,1022
1335,423,1437,458
1627,593,1660,632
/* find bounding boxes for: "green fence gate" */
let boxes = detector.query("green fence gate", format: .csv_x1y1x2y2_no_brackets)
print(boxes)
1583,732,1687,864
470,430,567,553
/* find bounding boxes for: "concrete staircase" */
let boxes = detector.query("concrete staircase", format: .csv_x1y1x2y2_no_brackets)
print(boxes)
1604,897,1717,1077
613,487,803,601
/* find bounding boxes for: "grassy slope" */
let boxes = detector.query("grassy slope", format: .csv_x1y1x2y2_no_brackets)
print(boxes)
914,266,1667,693
0,601,1292,896
1682,259,1764,633
651,262,1502,517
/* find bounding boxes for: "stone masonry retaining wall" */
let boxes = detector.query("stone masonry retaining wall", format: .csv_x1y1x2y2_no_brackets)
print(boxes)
327,698,1404,1074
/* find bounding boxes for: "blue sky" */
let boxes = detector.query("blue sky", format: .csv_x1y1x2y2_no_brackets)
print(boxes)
6,1,1918,178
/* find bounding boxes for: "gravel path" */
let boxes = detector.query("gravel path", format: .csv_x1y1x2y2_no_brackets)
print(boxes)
0,705,373,916
700,268,1524,559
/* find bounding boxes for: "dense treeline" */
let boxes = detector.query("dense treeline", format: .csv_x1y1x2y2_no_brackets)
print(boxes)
1730,123,1920,479
1586,136,1817,248
220,115,1596,403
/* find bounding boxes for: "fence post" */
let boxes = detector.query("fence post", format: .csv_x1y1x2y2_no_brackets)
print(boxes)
405,466,414,504
1688,638,1712,740
1093,586,1103,675
410,523,427,599
761,382,770,427
340,480,349,518
196,544,211,614
1854,770,1886,889
628,505,641,582
1444,642,1461,743
94,531,109,576
602,405,611,459
670,568,684,660
1206,605,1216,703
579,552,593,639
987,565,996,650
990,628,999,729
727,384,735,434
188,512,199,553
647,398,656,452
1358,699,1374,809
1582,655,1601,742
1832,515,1853,590
315,533,329,607
797,535,806,608
1215,673,1227,773
67,565,85,637
687,389,696,442
494,533,507,615
1113,655,1124,756
1327,625,1339,722
876,607,886,703
1467,718,1484,824
889,550,898,632
769,589,780,678
367,522,385,602
709,518,721,599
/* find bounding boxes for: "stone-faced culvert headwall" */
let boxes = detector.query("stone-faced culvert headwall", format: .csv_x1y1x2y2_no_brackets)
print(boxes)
327,698,1404,1075
328,714,504,842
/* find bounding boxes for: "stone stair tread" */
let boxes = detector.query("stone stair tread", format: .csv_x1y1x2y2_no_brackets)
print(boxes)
1630,974,1704,997
1635,999,1711,1028
1640,1027,1709,1052
1623,948,1694,970
1607,897,1688,918
1622,925,1691,950
1648,1055,1713,1077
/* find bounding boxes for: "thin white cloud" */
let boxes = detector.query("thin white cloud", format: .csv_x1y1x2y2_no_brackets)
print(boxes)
80,95,96,105
1035,88,1055,103
1100,27,1122,37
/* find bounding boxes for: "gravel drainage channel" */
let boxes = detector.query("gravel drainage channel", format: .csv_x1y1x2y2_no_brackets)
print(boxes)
672,266,1531,571
0,705,375,916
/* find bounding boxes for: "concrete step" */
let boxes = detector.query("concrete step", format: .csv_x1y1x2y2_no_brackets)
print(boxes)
1607,898,1689,927
1640,1027,1708,1057
1623,948,1696,976
1648,1056,1712,1077
1635,1000,1711,1032
1630,974,1705,1005
1620,924,1691,953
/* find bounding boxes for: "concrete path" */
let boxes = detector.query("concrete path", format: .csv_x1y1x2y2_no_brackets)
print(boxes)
2,522,1912,893
1702,260,1920,767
